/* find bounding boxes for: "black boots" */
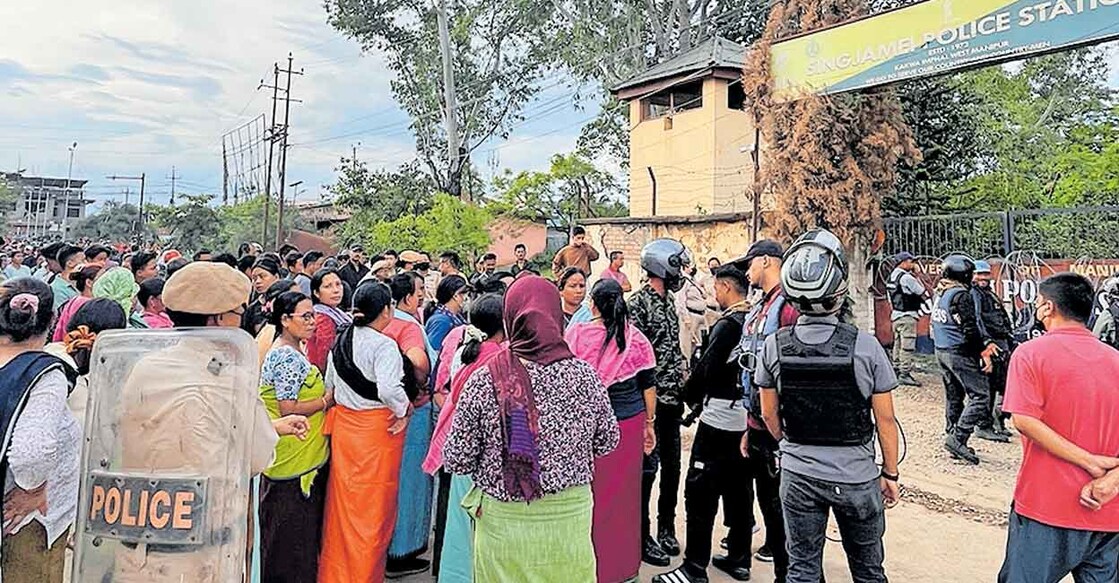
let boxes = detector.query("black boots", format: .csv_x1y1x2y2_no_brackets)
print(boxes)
713,554,752,581
945,433,980,465
643,535,671,567
658,527,681,556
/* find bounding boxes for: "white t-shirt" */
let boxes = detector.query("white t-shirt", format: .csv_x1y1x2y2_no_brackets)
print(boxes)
325,326,410,417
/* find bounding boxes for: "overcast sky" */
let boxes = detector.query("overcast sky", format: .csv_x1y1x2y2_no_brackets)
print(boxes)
0,1,1116,209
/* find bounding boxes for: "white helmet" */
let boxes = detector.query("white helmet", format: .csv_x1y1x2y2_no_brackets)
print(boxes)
781,229,848,316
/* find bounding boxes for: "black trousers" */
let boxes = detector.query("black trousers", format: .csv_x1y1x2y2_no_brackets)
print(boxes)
986,356,1009,425
431,469,452,577
683,422,752,570
938,350,990,438
643,401,683,537
747,426,790,582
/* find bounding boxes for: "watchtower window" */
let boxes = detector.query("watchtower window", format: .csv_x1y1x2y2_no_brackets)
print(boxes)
641,81,704,121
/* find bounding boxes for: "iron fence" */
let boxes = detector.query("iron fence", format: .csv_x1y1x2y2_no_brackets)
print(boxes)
883,206,1119,259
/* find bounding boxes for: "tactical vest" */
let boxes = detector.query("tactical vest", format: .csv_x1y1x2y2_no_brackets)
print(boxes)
775,323,873,446
740,294,787,423
931,287,967,350
887,270,924,313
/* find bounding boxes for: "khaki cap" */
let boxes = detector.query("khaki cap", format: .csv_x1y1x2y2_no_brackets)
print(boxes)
164,261,252,314
399,250,424,263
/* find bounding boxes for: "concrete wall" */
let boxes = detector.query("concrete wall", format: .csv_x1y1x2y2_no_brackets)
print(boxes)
581,213,761,288
627,77,754,218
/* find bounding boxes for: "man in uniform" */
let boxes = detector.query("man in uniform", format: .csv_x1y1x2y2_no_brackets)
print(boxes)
885,252,927,386
971,260,1016,440
629,238,689,566
755,229,901,583
653,265,752,583
733,240,798,579
931,255,1000,465
73,261,302,582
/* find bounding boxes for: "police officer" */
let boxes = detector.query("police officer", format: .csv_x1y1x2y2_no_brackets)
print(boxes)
971,260,1016,441
931,255,999,465
754,229,901,583
653,265,752,583
72,262,288,583
629,239,689,565
886,251,927,386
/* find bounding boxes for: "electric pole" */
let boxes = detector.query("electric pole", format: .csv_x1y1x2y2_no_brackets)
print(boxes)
275,53,302,251
168,165,178,205
62,142,77,239
260,64,280,247
222,140,230,205
107,173,146,241
435,0,464,200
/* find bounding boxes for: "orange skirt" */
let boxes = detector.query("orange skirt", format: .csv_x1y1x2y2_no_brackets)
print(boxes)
318,406,405,583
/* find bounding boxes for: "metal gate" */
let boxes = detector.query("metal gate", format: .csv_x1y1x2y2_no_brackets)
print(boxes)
882,206,1119,260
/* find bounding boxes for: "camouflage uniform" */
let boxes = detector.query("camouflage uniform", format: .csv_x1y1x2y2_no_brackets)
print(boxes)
628,283,686,539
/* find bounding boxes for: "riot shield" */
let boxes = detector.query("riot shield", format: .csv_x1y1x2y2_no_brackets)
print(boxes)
72,328,262,583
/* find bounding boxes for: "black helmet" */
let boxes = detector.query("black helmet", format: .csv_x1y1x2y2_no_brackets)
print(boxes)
781,229,848,316
640,239,690,292
941,254,975,285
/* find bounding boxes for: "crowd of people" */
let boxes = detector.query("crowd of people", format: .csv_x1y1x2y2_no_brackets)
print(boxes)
0,224,1113,583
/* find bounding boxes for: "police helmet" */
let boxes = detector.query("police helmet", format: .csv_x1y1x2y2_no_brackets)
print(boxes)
1100,276,1119,300
640,239,690,292
780,229,848,316
974,260,992,274
941,254,975,285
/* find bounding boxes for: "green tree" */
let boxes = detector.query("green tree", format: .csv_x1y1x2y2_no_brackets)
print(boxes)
215,196,304,253
0,179,17,236
72,202,153,242
325,0,556,199
149,194,222,252
353,193,492,259
329,157,437,225
489,152,625,228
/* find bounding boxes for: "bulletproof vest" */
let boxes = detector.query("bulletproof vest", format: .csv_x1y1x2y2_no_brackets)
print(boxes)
887,270,924,313
775,322,873,447
932,287,968,350
740,294,787,424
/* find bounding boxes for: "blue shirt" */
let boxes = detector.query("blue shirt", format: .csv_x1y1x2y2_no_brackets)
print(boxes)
425,306,465,353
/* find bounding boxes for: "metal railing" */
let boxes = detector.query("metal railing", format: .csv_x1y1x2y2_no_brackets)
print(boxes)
883,206,1119,259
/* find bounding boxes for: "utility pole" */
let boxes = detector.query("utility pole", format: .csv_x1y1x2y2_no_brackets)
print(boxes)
260,64,280,247
62,142,77,239
275,53,302,251
435,0,464,200
107,173,146,241
168,165,178,205
222,140,230,205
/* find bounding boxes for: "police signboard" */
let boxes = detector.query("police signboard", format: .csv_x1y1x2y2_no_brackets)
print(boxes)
85,472,209,545
771,0,1119,101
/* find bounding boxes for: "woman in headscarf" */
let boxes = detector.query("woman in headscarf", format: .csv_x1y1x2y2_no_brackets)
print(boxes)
0,278,79,583
565,279,657,583
558,267,592,328
319,281,413,583
305,269,350,372
443,275,619,583
92,266,146,329
423,294,505,582
243,256,283,335
258,291,331,583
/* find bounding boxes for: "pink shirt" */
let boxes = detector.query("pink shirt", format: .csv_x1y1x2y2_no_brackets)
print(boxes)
142,311,174,329
600,266,630,289
1003,327,1119,531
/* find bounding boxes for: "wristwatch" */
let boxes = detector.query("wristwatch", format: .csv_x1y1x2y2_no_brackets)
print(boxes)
880,470,900,482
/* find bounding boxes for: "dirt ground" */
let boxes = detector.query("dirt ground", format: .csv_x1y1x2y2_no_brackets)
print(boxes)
402,354,1034,582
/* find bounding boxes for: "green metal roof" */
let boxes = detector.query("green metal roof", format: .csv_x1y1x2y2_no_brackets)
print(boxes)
612,37,748,93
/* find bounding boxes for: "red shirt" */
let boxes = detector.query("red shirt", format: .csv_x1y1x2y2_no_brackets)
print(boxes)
1003,327,1119,531
383,318,426,355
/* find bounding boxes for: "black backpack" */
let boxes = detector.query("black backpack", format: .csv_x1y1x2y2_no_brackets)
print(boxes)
331,325,420,402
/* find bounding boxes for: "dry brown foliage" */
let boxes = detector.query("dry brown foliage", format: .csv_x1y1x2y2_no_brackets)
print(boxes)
742,0,921,246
